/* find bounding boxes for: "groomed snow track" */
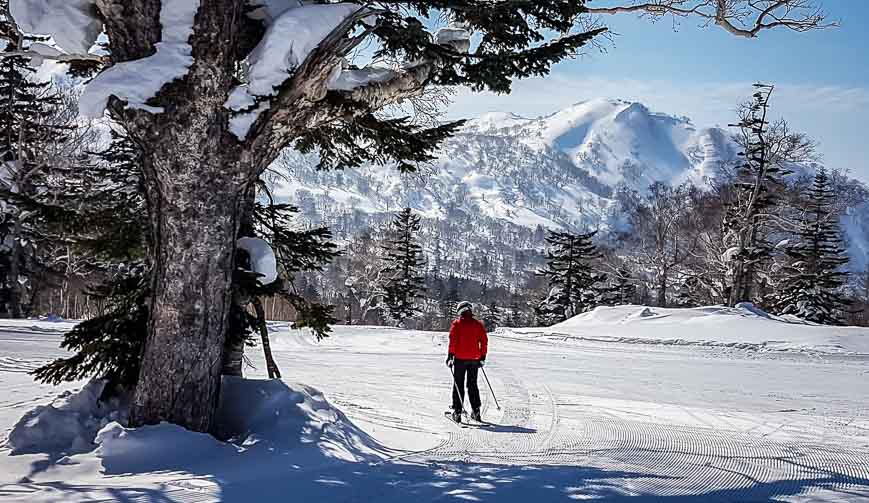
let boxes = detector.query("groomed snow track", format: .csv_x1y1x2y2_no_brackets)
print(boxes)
1,322,867,502
415,367,869,500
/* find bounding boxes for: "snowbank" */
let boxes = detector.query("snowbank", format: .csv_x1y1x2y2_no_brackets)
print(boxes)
7,379,129,455
504,304,869,355
328,66,397,91
7,376,385,470
214,377,386,462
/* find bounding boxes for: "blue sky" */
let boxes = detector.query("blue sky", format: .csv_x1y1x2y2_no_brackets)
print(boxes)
448,0,869,182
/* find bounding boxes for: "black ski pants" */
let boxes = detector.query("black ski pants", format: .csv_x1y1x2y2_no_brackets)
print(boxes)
452,359,481,413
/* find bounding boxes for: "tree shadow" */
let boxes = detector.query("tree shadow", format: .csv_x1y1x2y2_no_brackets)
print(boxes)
4,378,868,502
476,423,536,434
3,455,868,503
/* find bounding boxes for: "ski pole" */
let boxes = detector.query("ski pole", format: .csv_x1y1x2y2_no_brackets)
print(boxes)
481,367,501,410
449,366,466,412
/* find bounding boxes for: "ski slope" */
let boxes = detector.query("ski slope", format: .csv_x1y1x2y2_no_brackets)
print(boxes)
0,310,867,502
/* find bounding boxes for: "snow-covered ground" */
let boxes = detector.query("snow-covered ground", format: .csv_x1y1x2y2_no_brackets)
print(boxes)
511,304,869,355
0,308,867,502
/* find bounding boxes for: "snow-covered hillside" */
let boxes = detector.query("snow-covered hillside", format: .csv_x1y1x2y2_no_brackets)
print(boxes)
273,98,868,285
274,98,737,234
1,314,867,501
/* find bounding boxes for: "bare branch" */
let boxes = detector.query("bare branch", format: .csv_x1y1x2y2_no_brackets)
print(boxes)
586,0,837,37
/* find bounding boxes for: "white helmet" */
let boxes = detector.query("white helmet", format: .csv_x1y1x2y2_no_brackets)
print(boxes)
456,301,473,316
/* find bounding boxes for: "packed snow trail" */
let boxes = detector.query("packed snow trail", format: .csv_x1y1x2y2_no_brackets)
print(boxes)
0,319,867,501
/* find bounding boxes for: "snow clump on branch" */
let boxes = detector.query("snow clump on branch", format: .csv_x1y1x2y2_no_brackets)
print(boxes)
78,0,201,118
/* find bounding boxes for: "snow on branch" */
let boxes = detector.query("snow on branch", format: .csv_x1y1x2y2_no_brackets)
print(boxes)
246,0,302,26
226,3,363,140
9,0,102,54
327,66,397,92
78,0,200,118
586,0,835,38
237,237,278,285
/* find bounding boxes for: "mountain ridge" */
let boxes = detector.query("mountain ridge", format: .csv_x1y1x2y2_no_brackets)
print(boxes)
270,98,867,284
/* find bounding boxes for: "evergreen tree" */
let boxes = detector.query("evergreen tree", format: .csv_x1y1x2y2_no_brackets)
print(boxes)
609,267,637,305
0,54,73,318
382,208,427,325
536,230,607,324
507,292,524,328
483,301,501,331
439,276,460,325
766,168,850,324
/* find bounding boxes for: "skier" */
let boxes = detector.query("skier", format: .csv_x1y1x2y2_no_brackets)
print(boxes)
446,301,488,423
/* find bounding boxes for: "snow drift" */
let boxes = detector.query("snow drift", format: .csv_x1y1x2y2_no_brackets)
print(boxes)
503,304,869,355
7,379,129,455
7,376,387,468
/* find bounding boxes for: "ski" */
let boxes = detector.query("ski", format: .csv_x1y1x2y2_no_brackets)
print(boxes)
443,411,490,428
443,410,469,428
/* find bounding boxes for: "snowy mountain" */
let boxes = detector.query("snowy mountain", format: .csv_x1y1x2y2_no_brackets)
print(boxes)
273,98,738,234
271,98,866,284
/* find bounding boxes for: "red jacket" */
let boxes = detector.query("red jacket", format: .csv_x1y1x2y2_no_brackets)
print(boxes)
449,317,488,360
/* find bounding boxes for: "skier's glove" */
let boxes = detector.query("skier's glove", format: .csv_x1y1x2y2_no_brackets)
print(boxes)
446,354,455,368
478,358,486,368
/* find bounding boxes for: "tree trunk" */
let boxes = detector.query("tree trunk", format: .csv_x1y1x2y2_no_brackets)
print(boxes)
7,217,23,319
118,0,259,432
129,146,245,432
253,296,281,379
657,271,667,308
220,185,259,377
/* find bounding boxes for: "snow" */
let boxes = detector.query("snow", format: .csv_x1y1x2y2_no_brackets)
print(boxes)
246,0,303,25
25,42,62,66
434,27,471,52
78,0,201,118
245,3,361,97
237,237,278,285
328,66,397,91
225,3,361,139
9,0,102,55
7,379,128,455
509,304,869,355
228,99,269,139
0,315,867,501
224,86,258,112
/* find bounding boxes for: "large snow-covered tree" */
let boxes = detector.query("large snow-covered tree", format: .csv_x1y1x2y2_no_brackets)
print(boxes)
0,0,835,433
2,0,606,431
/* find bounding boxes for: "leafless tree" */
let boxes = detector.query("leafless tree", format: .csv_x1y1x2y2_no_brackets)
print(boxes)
587,0,836,38
623,182,702,307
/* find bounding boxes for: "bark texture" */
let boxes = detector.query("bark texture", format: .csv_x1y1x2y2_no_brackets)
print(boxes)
115,0,252,431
